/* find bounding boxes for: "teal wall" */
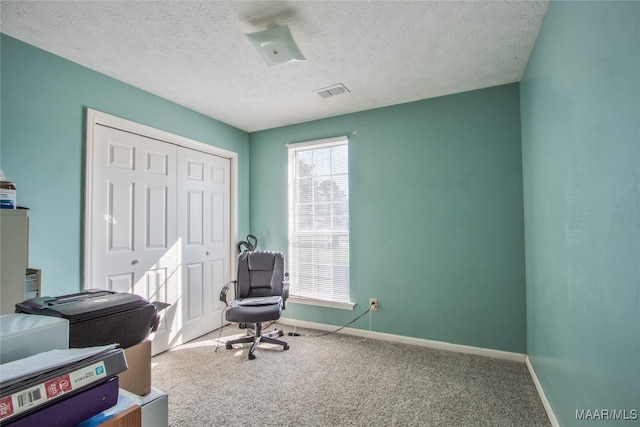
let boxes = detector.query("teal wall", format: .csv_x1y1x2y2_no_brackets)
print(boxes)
250,84,527,353
520,2,640,426
0,35,251,297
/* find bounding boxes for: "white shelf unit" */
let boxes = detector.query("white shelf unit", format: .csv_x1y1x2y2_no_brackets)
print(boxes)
1,209,29,314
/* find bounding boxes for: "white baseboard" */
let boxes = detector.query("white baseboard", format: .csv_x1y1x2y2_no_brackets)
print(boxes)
277,317,526,363
526,356,560,427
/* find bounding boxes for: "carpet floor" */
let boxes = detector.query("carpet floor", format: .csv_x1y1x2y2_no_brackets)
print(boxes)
151,324,550,426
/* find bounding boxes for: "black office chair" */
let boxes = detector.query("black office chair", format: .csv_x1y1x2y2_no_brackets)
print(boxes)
219,250,290,360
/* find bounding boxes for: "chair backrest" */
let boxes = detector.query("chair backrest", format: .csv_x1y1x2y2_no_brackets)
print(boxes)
236,251,285,299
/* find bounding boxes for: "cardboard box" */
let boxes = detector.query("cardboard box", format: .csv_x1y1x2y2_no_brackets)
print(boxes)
118,339,152,396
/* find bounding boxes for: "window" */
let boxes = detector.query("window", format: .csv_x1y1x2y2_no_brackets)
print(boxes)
287,136,350,305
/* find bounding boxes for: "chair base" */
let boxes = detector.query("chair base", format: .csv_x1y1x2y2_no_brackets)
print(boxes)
225,322,289,360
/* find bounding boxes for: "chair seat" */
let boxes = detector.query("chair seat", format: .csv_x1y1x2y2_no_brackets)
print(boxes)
226,296,282,323
236,296,282,306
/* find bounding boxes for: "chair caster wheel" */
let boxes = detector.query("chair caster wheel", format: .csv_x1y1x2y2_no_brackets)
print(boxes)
226,344,233,350
248,353,256,360
283,344,289,351
278,330,284,337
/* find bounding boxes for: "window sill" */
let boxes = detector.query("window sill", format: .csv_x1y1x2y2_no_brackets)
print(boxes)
288,296,355,311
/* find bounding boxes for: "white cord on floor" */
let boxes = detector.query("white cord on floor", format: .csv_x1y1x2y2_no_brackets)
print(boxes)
214,307,229,352
352,308,372,343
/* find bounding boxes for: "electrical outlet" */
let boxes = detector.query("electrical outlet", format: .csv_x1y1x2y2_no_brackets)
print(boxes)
369,298,378,311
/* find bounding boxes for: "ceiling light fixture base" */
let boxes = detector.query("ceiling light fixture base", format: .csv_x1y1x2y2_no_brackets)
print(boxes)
246,25,306,67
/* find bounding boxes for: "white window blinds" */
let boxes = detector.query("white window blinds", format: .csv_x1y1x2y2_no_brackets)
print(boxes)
287,136,350,304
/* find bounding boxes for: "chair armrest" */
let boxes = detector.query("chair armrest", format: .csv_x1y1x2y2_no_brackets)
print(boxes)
220,280,236,306
282,273,290,309
282,273,290,300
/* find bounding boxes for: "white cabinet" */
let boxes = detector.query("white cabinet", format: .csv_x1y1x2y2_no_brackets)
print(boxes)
0,210,29,314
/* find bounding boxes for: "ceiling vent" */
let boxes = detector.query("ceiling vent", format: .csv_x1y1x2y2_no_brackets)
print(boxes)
314,83,350,99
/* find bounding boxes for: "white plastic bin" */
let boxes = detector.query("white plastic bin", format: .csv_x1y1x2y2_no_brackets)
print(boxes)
0,313,69,363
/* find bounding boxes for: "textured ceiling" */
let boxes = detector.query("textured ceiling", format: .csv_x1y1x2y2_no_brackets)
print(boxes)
1,1,548,132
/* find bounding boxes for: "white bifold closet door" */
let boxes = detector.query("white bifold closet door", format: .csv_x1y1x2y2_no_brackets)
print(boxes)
89,124,230,354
